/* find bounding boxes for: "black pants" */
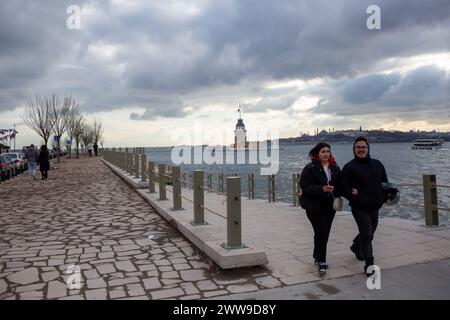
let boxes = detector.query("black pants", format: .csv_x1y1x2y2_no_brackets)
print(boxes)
351,208,379,265
41,170,48,180
94,149,98,156
306,206,335,263
88,150,92,157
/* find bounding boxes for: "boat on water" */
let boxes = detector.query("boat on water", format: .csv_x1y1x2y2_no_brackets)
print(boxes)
411,139,444,150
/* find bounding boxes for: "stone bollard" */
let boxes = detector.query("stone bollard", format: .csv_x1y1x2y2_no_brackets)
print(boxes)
134,148,139,179
148,161,155,193
172,166,183,210
423,174,439,226
158,164,167,200
225,176,243,249
192,170,205,225
141,153,147,182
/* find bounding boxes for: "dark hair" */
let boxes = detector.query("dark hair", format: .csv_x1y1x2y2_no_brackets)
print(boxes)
40,145,48,152
309,142,331,158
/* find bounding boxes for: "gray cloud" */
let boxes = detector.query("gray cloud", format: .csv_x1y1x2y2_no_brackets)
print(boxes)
0,0,449,126
312,65,450,118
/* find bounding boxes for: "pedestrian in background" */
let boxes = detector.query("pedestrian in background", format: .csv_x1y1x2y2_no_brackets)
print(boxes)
25,144,38,180
38,145,50,180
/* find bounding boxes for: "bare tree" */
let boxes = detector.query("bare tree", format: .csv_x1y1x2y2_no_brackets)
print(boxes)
23,94,55,146
92,119,104,146
81,123,94,154
72,113,85,159
66,106,81,158
52,95,75,163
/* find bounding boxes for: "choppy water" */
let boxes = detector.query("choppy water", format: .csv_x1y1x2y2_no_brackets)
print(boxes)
144,143,450,223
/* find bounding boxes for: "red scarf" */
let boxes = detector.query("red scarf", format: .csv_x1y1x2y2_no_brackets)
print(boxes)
312,155,336,168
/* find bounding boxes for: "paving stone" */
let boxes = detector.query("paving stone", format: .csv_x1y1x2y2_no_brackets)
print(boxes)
109,277,140,287
115,261,137,272
110,286,126,299
85,288,107,300
203,290,228,298
15,283,46,293
0,279,7,294
96,263,116,274
143,278,162,290
180,270,207,282
126,283,145,296
196,280,218,291
254,276,283,288
150,287,185,299
227,283,259,294
7,268,40,285
47,281,68,299
87,278,107,289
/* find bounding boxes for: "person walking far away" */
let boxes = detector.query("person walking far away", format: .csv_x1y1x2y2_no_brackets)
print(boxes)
37,145,50,180
340,136,388,277
25,144,38,180
300,142,341,275
93,142,98,157
87,143,93,157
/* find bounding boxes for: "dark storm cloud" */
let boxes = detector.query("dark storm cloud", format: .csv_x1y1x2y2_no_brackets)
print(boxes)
0,0,449,123
312,65,450,116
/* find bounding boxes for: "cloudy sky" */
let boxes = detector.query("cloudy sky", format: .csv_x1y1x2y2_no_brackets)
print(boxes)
0,0,449,147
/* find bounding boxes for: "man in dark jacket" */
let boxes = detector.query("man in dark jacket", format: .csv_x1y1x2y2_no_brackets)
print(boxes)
340,136,388,276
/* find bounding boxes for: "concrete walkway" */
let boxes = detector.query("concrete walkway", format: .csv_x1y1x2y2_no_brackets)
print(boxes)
211,258,450,300
1,156,449,299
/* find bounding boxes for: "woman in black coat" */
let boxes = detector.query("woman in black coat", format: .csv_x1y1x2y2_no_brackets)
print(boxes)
300,142,341,274
38,145,50,180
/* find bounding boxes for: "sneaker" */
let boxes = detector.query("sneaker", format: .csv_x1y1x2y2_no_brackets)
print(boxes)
318,262,328,274
350,244,365,261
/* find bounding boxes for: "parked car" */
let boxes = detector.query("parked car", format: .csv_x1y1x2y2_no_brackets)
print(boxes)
0,154,12,181
1,153,26,173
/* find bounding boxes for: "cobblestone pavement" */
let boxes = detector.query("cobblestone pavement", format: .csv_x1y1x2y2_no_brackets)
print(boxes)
0,156,271,300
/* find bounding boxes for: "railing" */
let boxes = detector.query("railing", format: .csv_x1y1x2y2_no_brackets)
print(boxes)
102,148,244,249
102,148,449,228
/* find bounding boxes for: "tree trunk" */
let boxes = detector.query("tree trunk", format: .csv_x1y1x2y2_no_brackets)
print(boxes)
57,139,60,163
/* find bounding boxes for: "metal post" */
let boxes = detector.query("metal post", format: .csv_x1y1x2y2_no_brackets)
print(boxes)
268,175,275,202
207,173,212,192
158,164,166,200
172,166,183,210
182,172,186,188
292,173,301,206
189,172,192,190
134,148,139,179
125,148,129,174
148,161,155,193
423,174,439,226
192,170,205,225
225,176,243,249
141,153,147,182
248,173,255,199
219,173,224,192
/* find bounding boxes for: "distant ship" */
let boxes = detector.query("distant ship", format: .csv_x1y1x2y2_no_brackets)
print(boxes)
411,139,444,150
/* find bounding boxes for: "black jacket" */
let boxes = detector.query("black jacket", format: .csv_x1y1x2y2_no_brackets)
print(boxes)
340,156,388,211
300,159,341,214
38,150,50,171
